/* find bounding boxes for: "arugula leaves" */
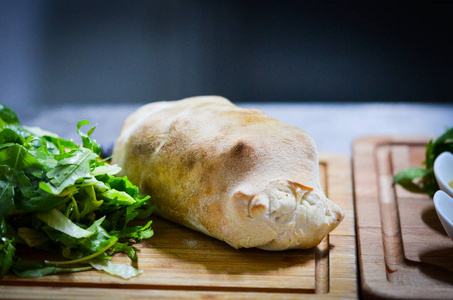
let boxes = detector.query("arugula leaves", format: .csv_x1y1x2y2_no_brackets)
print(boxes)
0,104,154,279
393,127,453,196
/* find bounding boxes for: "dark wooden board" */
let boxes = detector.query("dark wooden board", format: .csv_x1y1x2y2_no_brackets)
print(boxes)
353,137,453,299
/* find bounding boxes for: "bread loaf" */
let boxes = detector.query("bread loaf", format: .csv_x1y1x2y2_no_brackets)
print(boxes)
112,96,344,250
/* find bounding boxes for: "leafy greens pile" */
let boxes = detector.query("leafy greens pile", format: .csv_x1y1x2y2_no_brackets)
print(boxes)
393,127,453,196
0,104,153,279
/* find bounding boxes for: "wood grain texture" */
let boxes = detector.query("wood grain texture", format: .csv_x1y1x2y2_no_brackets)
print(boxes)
353,137,453,300
0,154,356,299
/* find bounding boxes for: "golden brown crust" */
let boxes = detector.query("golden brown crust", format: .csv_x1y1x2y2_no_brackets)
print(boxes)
112,96,344,250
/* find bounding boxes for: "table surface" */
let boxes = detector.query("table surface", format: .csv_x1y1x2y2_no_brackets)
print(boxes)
18,102,453,156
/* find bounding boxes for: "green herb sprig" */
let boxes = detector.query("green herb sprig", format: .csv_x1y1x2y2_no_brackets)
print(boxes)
393,127,453,196
0,104,154,279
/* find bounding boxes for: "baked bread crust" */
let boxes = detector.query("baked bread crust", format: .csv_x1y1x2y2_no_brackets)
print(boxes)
112,96,344,250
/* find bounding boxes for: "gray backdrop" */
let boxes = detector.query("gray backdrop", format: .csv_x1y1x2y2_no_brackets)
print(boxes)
1,1,453,115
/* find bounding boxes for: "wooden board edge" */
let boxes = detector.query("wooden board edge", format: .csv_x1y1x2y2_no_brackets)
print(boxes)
352,136,453,300
319,153,358,299
353,135,429,149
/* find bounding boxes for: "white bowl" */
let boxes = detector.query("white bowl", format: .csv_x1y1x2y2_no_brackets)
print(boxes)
434,151,453,198
433,190,453,241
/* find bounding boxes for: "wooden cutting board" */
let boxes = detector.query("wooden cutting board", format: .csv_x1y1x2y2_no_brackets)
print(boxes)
0,154,357,299
353,137,453,299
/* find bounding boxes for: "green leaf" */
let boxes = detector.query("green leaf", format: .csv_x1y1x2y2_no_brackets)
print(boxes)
115,220,154,241
42,226,78,249
0,237,16,276
112,242,137,261
80,216,117,253
12,260,91,278
37,209,93,239
41,134,77,155
104,176,140,199
0,217,9,236
77,121,101,156
90,260,142,279
0,180,15,219
393,167,429,184
0,104,19,128
136,220,154,240
0,144,42,173
0,128,24,145
14,170,34,198
91,164,122,176
14,191,69,213
394,127,453,196
100,189,136,206
40,148,98,195
76,185,104,219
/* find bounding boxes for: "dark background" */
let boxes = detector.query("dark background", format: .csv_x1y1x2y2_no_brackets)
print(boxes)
1,0,452,111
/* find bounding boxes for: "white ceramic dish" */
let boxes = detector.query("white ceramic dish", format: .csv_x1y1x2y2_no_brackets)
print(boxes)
433,190,453,241
434,151,453,198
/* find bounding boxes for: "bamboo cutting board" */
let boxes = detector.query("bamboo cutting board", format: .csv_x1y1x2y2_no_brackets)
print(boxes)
0,154,357,299
353,137,453,300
